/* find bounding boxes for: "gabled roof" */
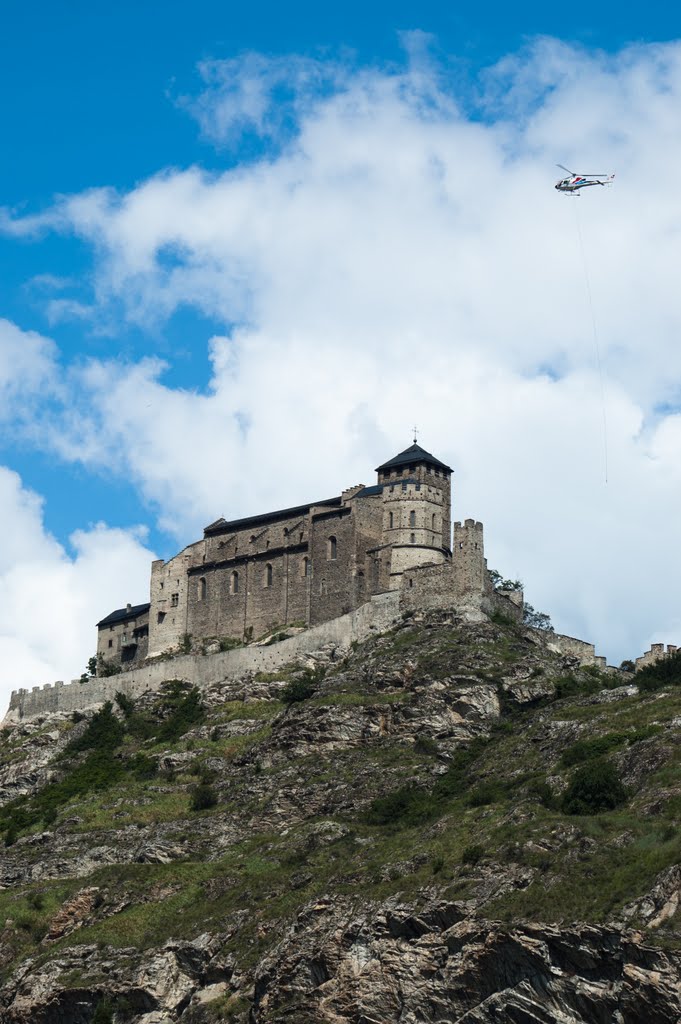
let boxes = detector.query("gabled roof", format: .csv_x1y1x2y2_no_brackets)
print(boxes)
203,497,342,536
375,443,452,475
96,603,150,629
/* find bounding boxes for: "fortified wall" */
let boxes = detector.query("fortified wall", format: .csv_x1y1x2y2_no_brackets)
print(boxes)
5,592,401,725
636,643,678,671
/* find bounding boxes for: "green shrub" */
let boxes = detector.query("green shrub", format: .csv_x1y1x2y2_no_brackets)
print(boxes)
128,753,157,780
190,783,218,812
66,702,125,756
414,736,439,757
467,781,501,807
490,610,515,627
562,758,627,815
462,844,485,865
561,728,660,767
156,683,205,742
179,632,193,654
281,667,325,705
636,649,681,691
91,998,114,1024
114,691,135,717
528,779,557,809
553,674,599,700
365,786,438,828
561,732,627,767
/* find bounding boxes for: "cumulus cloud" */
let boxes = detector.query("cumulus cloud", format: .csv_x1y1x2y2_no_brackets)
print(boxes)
0,467,155,714
3,37,681,667
0,319,59,425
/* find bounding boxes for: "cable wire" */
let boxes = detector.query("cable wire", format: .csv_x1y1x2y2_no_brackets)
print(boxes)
573,200,609,484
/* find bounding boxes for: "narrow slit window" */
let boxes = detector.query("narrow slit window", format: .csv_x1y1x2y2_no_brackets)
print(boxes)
327,536,337,560
265,563,273,587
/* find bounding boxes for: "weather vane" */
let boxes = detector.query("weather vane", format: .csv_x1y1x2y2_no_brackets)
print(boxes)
412,425,418,444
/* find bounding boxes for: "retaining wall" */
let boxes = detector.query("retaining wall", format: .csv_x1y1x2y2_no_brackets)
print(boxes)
4,591,401,725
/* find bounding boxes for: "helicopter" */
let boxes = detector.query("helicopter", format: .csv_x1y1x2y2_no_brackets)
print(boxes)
555,164,615,194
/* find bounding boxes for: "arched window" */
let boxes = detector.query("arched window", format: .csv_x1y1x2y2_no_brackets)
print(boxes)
389,511,394,529
265,563,273,588
409,510,416,527
302,556,311,577
199,577,207,601
231,571,239,594
327,536,337,560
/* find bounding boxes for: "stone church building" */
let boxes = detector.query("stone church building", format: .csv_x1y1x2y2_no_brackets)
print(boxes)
97,442,507,668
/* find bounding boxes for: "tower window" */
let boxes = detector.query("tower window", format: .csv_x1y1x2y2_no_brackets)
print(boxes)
415,483,421,491
432,513,436,529
409,510,416,527
327,536,337,560
231,571,239,594
199,577,207,601
401,481,407,492
410,533,416,544
302,556,311,576
108,639,113,648
389,512,394,529
171,593,179,607
265,563,273,587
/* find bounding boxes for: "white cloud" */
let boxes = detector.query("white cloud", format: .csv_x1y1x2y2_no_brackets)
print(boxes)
0,319,59,424
3,38,681,667
0,467,155,714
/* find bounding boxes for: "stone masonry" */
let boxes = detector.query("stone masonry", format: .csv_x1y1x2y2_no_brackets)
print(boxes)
636,643,679,671
117,443,455,665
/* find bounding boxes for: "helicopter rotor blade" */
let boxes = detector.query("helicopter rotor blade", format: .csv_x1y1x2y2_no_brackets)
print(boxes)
557,164,575,175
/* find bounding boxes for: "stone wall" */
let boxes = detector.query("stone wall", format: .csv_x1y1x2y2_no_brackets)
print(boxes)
540,632,608,668
636,643,678,671
4,592,401,725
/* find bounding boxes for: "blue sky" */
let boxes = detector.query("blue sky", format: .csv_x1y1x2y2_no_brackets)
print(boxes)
2,0,681,702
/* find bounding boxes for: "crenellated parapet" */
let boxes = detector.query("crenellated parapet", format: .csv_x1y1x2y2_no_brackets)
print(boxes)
3,592,402,726
635,643,678,671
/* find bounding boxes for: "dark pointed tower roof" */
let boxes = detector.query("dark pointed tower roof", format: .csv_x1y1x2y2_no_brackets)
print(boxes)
375,443,452,475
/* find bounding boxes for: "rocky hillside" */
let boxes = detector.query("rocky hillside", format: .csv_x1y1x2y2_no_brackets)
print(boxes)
0,611,680,1023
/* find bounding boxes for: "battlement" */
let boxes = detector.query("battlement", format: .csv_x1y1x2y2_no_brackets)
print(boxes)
635,642,678,671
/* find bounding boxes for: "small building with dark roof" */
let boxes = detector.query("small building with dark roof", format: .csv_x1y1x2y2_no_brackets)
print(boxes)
96,602,150,670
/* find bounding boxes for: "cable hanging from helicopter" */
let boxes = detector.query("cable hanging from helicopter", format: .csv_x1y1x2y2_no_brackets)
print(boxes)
555,162,614,485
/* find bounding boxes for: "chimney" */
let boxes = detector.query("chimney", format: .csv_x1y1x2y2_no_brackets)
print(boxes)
126,603,132,613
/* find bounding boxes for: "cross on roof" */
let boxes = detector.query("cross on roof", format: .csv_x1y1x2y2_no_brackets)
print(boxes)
412,425,418,444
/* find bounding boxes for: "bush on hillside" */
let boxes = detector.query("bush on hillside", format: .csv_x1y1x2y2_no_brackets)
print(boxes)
561,758,627,815
636,649,681,692
190,783,218,812
281,667,326,705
